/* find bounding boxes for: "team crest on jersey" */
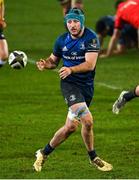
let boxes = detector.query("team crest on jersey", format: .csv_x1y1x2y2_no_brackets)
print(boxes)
62,46,68,51
88,38,98,48
80,42,85,50
69,94,76,102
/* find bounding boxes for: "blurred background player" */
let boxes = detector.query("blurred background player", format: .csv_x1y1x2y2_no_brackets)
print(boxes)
113,85,139,114
0,0,8,67
96,15,137,56
58,0,83,16
100,0,139,58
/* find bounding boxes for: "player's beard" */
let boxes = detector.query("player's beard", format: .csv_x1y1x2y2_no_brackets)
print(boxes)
70,27,83,38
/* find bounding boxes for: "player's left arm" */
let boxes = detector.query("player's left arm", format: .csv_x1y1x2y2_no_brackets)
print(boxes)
71,52,98,72
59,52,98,79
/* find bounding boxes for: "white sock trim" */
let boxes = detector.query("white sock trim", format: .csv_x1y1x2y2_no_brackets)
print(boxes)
0,59,7,65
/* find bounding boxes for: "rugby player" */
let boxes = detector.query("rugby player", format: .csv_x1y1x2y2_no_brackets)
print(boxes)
96,15,137,56
100,0,139,58
33,8,113,172
113,85,139,114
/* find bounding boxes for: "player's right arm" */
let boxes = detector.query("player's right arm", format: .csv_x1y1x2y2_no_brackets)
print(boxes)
36,53,60,71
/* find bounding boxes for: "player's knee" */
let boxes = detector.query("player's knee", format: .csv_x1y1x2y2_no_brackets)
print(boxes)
64,124,77,135
83,118,93,131
68,124,77,133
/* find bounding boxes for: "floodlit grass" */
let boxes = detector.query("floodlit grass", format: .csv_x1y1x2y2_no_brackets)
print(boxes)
0,0,139,178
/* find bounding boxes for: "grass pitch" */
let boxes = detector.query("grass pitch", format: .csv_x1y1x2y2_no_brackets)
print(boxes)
0,0,139,179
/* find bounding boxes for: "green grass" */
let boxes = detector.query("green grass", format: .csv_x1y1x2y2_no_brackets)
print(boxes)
0,0,139,178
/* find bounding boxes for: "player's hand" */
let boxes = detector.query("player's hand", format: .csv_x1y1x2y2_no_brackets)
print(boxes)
36,59,46,71
0,20,7,29
59,66,72,79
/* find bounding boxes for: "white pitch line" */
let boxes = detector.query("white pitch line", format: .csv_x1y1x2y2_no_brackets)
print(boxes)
28,59,36,64
96,82,122,90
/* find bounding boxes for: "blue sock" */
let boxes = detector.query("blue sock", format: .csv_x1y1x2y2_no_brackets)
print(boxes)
88,150,97,160
43,143,54,155
124,88,138,101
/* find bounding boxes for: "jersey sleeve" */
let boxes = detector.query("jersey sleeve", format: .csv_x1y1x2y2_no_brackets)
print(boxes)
85,35,100,53
52,36,62,58
114,15,123,29
114,4,126,30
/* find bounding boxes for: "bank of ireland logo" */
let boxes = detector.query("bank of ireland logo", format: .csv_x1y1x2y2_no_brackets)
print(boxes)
71,52,77,56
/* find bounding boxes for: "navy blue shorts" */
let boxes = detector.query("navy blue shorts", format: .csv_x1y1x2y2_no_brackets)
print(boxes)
60,80,94,107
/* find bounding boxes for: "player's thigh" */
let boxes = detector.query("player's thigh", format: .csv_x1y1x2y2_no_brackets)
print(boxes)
80,111,93,126
64,102,89,130
80,85,94,107
69,102,92,122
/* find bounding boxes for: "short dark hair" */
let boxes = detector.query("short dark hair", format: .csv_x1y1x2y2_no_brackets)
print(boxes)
95,20,106,34
115,0,125,9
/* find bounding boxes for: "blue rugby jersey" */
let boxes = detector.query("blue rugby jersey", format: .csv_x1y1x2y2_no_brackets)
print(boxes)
53,28,100,86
